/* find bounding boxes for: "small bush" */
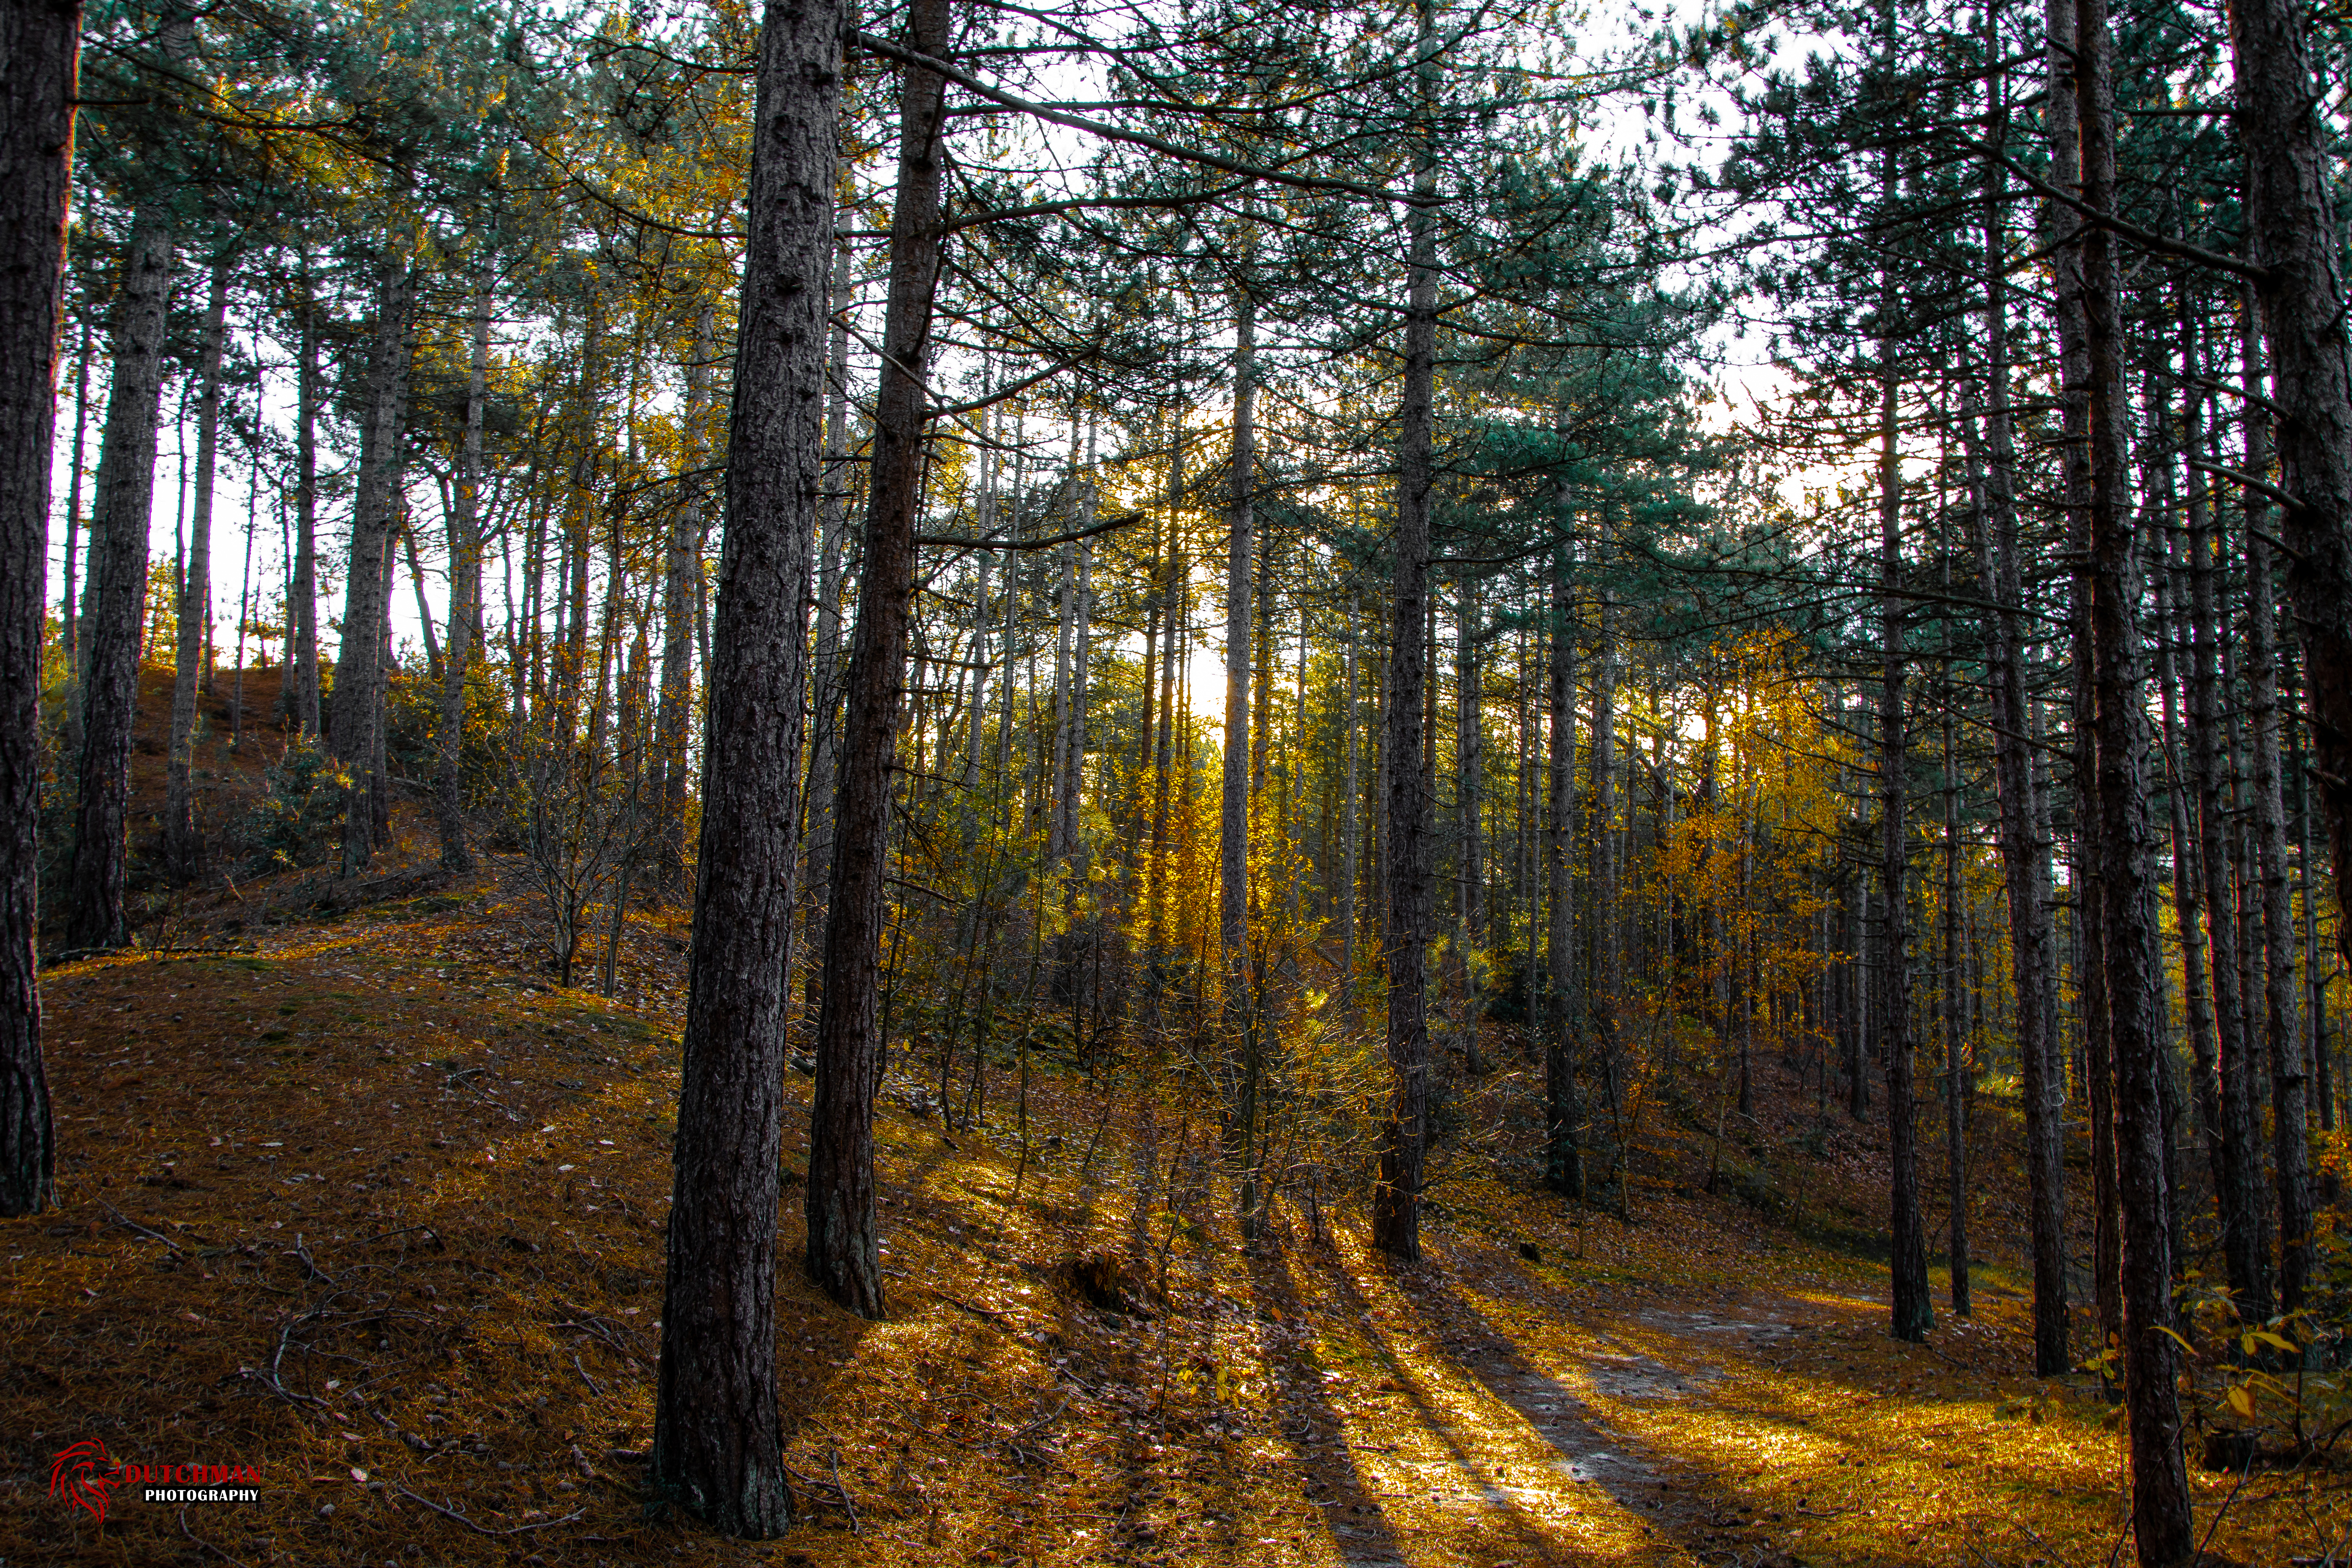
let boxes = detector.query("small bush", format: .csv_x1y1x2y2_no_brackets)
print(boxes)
237,737,349,872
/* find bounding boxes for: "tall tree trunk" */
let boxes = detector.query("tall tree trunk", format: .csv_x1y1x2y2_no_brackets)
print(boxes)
650,0,838,1533
1372,0,1439,1261
67,210,174,952
1877,298,1930,1345
2156,537,2227,1206
1942,686,1968,1317
803,230,850,935
1589,562,1620,1193
1965,120,2067,1364
61,323,87,682
2042,0,2126,1358
0,0,79,1214
1544,558,1581,1196
1341,580,1361,1000
165,261,227,882
656,307,716,897
2080,0,2194,1552
1222,280,1258,1229
286,268,321,737
434,257,490,874
2241,311,2311,1317
1456,569,1483,958
332,251,416,876
2183,318,2271,1324
807,0,949,1320
2227,0,2352,973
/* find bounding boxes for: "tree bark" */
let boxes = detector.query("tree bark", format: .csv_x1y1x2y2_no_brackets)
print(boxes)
67,211,173,953
165,261,227,882
2079,0,2194,1552
1372,0,1439,1262
649,0,839,1535
436,256,491,874
656,305,716,897
807,0,950,1320
1544,558,1581,1196
286,267,321,737
332,252,416,876
2227,0,2352,973
1963,144,2067,1365
0,0,79,1214
1221,280,1257,1228
1878,310,1930,1346
2181,318,2271,1325
2240,312,2311,1317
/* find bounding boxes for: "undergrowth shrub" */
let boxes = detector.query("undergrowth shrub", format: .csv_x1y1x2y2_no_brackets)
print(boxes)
237,737,349,872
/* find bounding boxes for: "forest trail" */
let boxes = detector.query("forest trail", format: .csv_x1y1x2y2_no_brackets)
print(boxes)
2,842,2333,1566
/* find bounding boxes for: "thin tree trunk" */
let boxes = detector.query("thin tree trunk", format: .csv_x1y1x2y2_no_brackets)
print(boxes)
61,323,87,681
1372,0,1439,1261
1589,562,1620,1192
802,236,853,953
2080,0,2194,1549
437,256,490,873
0,0,79,1214
1544,558,1582,1196
2241,310,2311,1317
1341,581,1360,999
67,209,174,952
287,268,321,737
1965,119,2067,1363
2183,318,2271,1324
649,0,839,1532
1221,278,1257,1230
332,250,416,875
1877,287,1929,1345
165,261,226,882
807,0,950,1320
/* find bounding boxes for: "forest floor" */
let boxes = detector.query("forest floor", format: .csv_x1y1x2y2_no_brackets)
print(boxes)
8,684,2352,1566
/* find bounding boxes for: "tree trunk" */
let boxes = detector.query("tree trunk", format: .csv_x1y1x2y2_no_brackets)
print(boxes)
1341,581,1361,999
656,306,716,897
1544,558,1582,1196
0,0,79,1214
67,210,173,953
649,0,839,1533
1877,305,1929,1346
2227,0,2352,974
286,269,322,737
1589,564,1620,1193
2240,312,2311,1317
60,324,87,683
2182,319,2272,1325
806,0,950,1320
1965,132,2067,1364
1221,281,1257,1228
1372,0,1439,1262
436,258,491,874
332,252,416,876
2080,0,2194,1551
165,261,227,882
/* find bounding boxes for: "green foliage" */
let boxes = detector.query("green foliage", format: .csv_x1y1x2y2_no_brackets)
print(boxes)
237,737,350,873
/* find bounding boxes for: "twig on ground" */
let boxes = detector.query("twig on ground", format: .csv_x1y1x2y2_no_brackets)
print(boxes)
395,1486,585,1536
573,1353,603,1396
2190,1450,2258,1566
830,1443,861,1536
178,1506,251,1566
101,1200,186,1253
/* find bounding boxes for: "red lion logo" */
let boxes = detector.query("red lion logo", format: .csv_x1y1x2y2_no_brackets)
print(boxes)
48,1438,123,1524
